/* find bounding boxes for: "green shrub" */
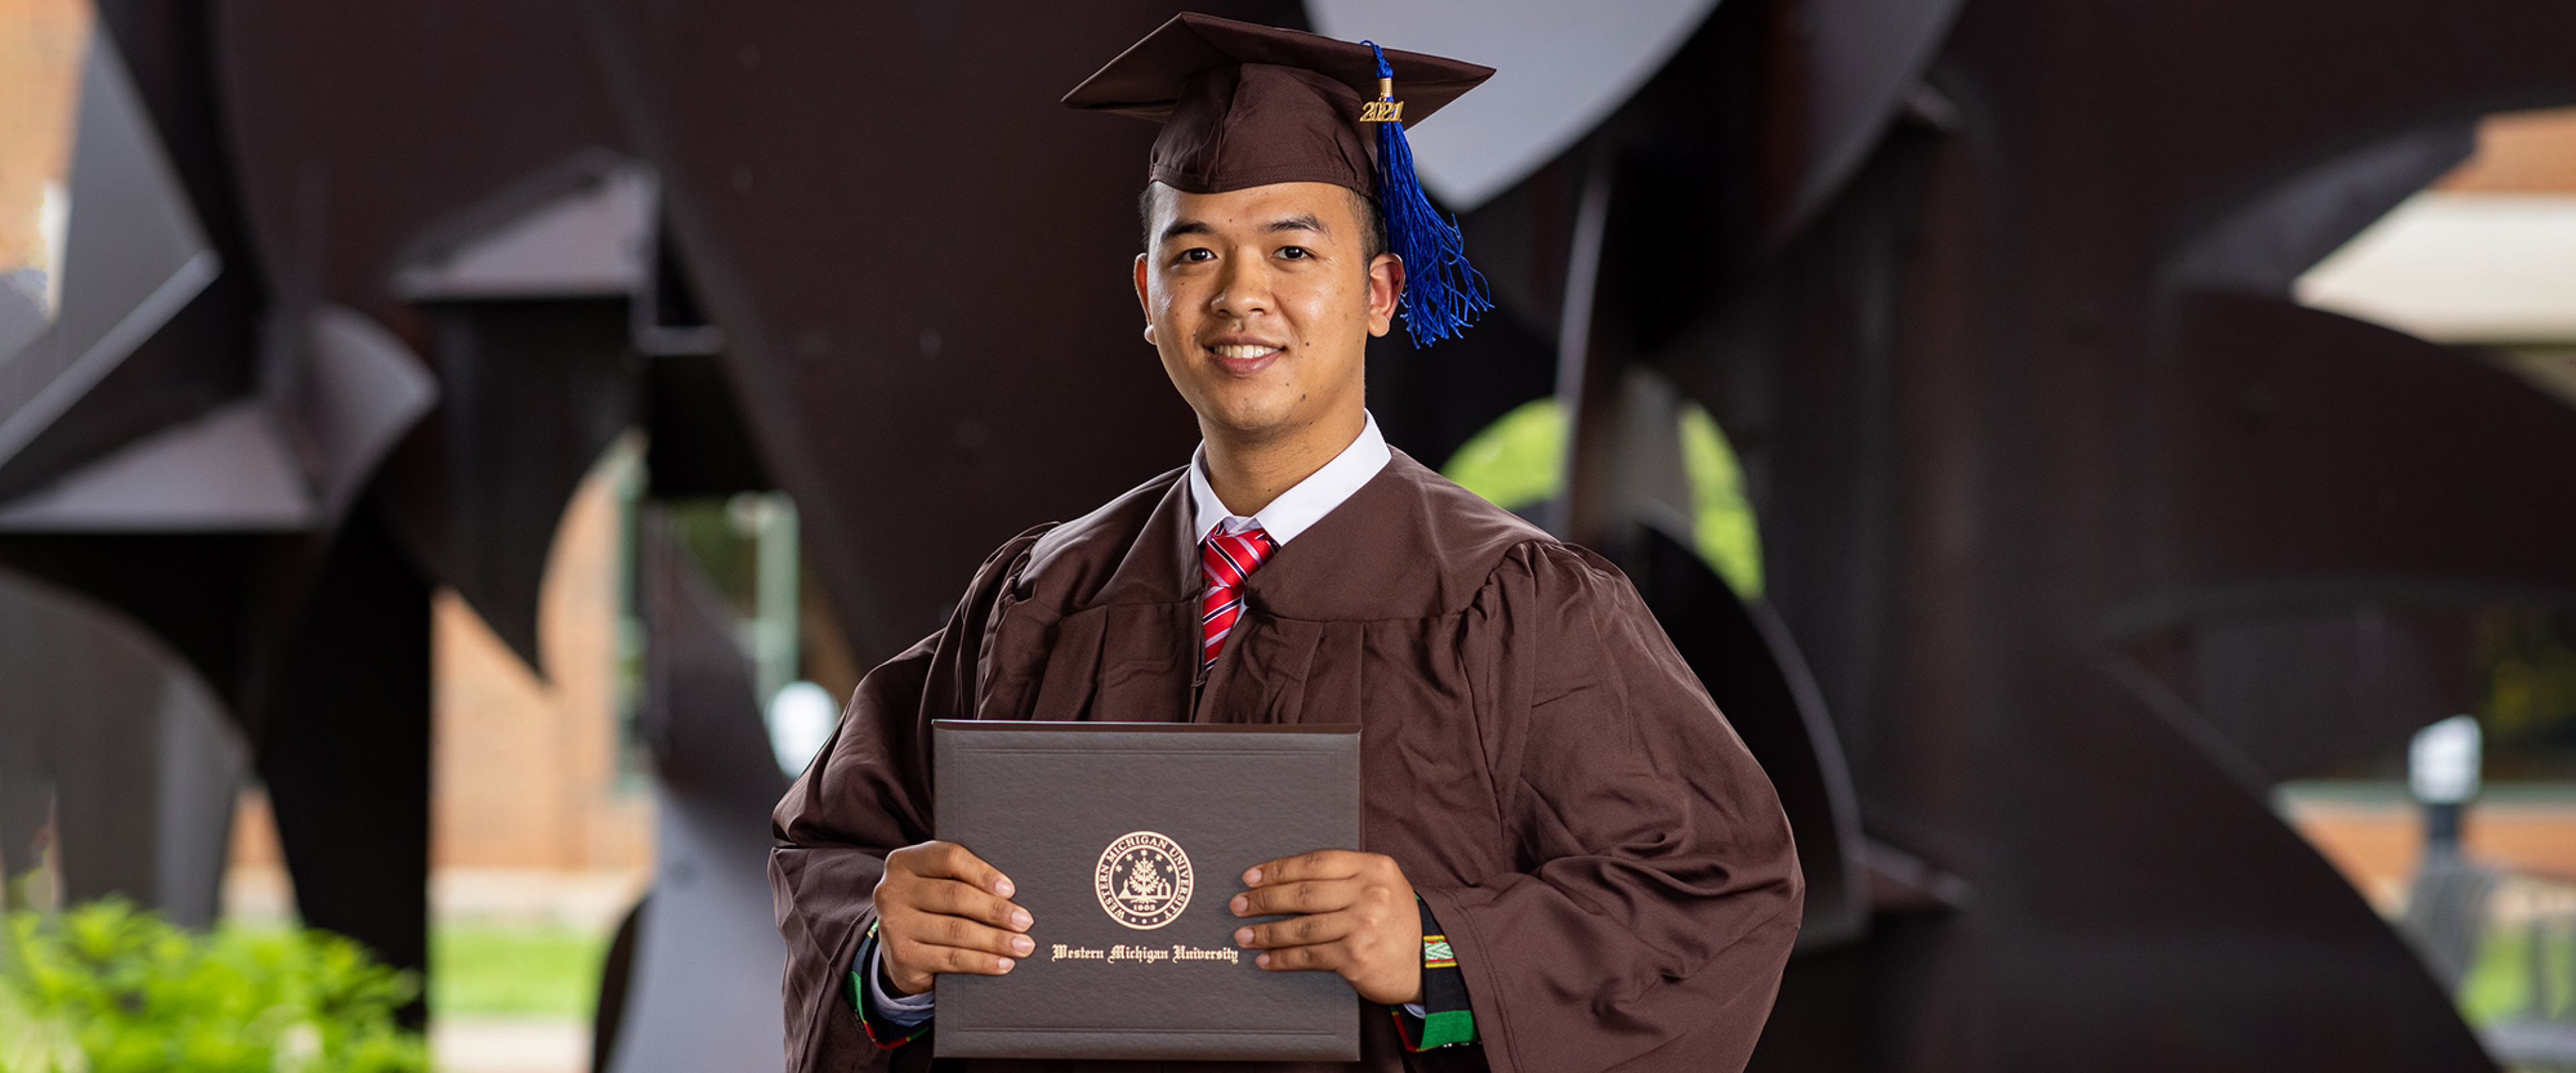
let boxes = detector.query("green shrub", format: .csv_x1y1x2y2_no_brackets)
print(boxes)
0,899,426,1073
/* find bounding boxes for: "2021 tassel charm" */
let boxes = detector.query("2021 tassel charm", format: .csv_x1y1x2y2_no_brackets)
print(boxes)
1360,41,1493,349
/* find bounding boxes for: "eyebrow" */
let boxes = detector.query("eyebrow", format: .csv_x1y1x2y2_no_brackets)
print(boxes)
1266,213,1329,235
1157,213,1333,243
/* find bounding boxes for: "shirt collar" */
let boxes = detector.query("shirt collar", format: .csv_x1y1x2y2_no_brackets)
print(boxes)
1187,412,1391,547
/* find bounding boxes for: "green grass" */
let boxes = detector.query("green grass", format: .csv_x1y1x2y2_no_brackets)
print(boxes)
430,923,613,1019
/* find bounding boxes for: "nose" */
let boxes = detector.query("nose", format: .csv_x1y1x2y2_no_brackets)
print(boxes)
1207,253,1273,323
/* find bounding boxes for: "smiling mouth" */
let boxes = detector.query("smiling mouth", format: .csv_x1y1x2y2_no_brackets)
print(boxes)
1209,343,1282,359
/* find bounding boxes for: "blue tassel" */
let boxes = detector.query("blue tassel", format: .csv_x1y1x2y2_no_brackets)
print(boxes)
1362,41,1491,348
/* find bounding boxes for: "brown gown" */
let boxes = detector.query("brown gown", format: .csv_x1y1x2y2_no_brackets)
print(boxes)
770,449,1803,1073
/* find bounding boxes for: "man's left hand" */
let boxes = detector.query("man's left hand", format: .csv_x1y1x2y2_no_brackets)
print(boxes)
1230,850,1421,1005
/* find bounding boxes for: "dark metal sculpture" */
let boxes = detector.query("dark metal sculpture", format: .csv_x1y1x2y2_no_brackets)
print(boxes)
599,514,790,1073
580,0,1307,661
1636,1,2576,1068
0,571,242,926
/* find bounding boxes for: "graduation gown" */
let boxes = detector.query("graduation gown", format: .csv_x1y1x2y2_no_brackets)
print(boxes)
770,449,1803,1073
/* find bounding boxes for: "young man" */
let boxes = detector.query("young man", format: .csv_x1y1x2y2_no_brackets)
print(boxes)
771,14,1801,1072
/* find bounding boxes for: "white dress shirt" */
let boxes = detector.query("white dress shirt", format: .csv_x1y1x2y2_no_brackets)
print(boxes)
1187,410,1392,547
869,412,1394,1025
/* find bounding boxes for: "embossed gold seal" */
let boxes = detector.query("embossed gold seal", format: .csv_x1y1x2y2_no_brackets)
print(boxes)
1094,831,1193,930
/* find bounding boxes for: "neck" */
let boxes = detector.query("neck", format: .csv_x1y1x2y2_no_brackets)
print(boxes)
1201,406,1366,518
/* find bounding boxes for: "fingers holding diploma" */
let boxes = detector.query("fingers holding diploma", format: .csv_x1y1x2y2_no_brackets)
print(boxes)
874,840,1035,996
1230,850,1423,1006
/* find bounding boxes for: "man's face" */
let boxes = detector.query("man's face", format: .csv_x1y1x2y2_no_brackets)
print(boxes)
1133,182,1400,443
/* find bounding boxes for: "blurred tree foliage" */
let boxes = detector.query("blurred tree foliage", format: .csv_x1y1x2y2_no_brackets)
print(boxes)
0,900,426,1073
1440,396,1766,600
2477,608,2576,780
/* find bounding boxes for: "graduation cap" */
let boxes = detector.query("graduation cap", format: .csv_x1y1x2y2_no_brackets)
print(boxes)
1065,13,1497,347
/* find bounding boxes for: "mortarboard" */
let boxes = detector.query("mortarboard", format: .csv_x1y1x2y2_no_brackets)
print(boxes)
1065,13,1498,347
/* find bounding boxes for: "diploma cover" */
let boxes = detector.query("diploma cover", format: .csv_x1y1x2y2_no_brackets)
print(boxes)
931,720,1362,1061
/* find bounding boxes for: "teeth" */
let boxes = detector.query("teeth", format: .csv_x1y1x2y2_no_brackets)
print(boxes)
1214,345,1281,359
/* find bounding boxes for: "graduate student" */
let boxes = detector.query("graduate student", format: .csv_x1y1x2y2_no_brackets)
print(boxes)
771,14,1802,1072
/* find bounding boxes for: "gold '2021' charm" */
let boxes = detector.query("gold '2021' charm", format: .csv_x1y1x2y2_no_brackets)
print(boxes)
1360,76,1404,123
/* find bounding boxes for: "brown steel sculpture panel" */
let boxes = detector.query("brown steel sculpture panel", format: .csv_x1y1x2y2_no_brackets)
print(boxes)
583,1,1304,665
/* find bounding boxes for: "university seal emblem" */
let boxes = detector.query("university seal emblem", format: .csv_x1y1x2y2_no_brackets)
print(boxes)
1094,831,1194,930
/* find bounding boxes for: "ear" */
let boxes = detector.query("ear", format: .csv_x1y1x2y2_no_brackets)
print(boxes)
1134,253,1157,345
1364,253,1404,339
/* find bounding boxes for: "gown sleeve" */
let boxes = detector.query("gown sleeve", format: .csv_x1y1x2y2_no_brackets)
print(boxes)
768,526,1053,1073
1413,541,1805,1073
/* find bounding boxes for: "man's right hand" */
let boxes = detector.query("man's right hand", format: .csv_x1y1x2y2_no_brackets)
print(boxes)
873,840,1034,997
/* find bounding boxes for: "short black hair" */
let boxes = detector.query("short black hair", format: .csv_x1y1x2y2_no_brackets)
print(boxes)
1137,183,1388,262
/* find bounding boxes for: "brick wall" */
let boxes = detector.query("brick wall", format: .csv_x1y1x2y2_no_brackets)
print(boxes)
0,0,85,277
227,449,653,923
429,449,650,873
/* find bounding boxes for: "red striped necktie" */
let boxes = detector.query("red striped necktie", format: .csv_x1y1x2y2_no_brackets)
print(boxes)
1199,527,1277,671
